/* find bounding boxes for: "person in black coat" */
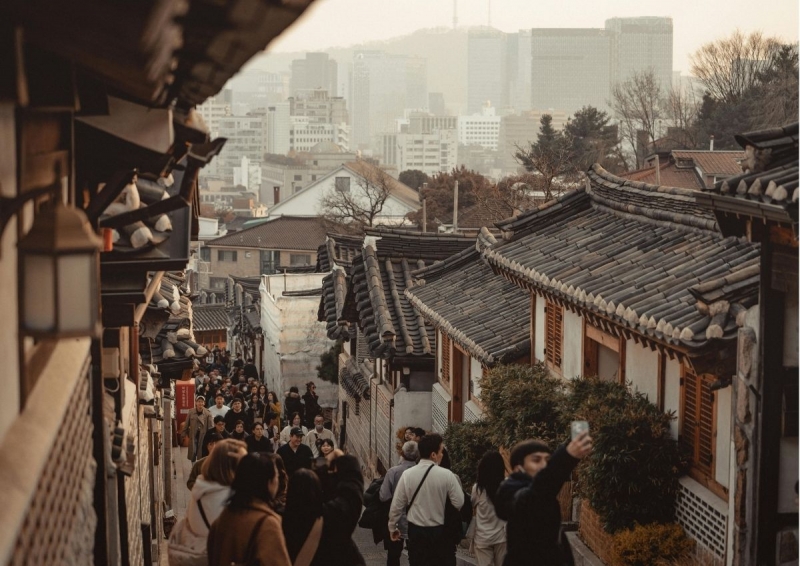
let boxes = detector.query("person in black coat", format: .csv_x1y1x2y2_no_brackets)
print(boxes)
283,452,365,566
495,433,592,566
284,386,304,426
245,422,274,453
243,358,259,380
302,381,321,428
224,398,253,433
277,427,314,476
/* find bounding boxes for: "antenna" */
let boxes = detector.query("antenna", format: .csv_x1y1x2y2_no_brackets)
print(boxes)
453,0,458,29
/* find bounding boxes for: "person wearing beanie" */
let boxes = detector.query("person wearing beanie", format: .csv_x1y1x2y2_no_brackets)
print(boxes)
494,433,592,566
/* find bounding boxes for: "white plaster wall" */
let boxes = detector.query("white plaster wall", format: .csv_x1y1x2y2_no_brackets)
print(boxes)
664,357,681,439
534,295,545,362
562,310,582,379
715,385,731,489
470,357,483,399
436,329,442,379
0,104,19,445
597,344,619,381
260,274,336,407
394,391,432,432
625,340,659,403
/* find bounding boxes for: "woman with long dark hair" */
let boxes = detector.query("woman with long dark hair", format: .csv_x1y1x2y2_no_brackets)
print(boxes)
207,453,291,566
282,451,366,566
471,450,507,566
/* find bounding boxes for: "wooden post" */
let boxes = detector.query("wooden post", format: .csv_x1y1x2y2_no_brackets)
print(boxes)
453,180,459,233
422,198,427,233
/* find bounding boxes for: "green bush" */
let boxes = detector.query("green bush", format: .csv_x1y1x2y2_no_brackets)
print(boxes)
316,340,343,384
443,420,494,490
568,377,687,532
479,362,568,449
611,522,695,566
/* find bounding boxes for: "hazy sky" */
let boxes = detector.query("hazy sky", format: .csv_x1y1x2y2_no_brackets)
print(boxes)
269,0,799,72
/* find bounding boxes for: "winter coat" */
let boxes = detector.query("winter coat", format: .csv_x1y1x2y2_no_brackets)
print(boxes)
495,444,578,566
284,392,304,423
302,391,321,426
182,409,214,461
186,476,232,537
223,408,252,434
207,501,291,566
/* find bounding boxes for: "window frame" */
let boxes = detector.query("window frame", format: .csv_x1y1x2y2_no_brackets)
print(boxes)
334,176,351,193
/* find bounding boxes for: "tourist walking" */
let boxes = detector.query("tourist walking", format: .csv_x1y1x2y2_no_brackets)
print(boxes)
201,416,230,458
206,453,292,566
181,397,214,462
471,451,507,566
380,440,419,566
283,451,366,566
245,422,273,454
388,433,464,566
302,381,321,427
280,413,308,445
284,386,304,425
277,427,314,476
495,432,592,566
304,415,337,457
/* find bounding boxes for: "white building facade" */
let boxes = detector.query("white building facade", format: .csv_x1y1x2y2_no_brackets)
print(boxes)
458,104,502,150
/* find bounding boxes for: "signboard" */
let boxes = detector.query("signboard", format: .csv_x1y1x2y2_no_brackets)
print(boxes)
175,380,195,437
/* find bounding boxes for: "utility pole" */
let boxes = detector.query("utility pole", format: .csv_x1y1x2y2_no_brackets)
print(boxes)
453,180,459,233
422,198,427,233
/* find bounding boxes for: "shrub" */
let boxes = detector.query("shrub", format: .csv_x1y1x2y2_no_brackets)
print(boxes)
479,362,568,449
316,340,343,384
569,377,687,532
611,522,695,566
443,420,494,490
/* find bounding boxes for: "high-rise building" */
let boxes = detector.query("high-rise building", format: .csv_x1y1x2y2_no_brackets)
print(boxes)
512,30,532,111
264,103,290,156
467,28,508,114
530,29,612,114
289,89,349,125
289,118,350,152
352,51,427,149
605,17,673,92
381,129,458,176
196,89,232,138
458,103,502,150
290,52,338,96
217,115,267,182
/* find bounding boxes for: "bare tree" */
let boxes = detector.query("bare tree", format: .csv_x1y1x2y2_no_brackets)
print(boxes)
473,173,543,218
319,165,395,231
661,82,704,149
610,69,664,168
690,30,783,105
750,43,799,128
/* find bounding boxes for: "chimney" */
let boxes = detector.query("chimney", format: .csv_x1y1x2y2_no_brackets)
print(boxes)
273,186,280,205
709,135,715,152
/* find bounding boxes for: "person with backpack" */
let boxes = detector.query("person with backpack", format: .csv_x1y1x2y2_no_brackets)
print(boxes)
380,441,419,566
388,433,464,566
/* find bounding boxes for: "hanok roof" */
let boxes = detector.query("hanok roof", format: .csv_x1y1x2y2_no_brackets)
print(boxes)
672,150,745,177
696,123,798,233
205,216,328,250
339,357,372,400
622,161,705,190
316,233,369,341
436,201,516,231
406,228,530,365
343,229,476,360
485,164,760,351
192,304,230,332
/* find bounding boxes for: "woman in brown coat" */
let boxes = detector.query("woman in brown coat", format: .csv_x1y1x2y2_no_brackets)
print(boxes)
207,453,291,566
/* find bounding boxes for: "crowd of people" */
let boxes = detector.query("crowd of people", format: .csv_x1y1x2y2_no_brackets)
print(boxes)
170,352,593,566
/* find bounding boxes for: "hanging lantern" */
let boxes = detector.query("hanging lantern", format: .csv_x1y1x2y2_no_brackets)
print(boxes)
18,200,103,338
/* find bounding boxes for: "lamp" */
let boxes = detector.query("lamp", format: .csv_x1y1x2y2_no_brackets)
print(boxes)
18,199,103,338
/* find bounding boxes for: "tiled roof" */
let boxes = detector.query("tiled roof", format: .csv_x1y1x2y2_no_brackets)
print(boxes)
406,228,530,365
192,304,230,332
316,233,364,272
343,229,475,360
621,161,705,190
436,201,516,230
672,150,745,176
339,357,371,400
485,164,760,350
205,216,328,251
697,123,798,230
316,233,370,341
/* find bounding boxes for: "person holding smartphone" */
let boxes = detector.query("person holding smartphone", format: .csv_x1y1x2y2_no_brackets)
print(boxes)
494,426,593,566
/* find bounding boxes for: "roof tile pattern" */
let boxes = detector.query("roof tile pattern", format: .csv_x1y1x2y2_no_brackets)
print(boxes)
206,216,328,250
345,230,475,360
192,304,230,332
485,164,760,350
406,228,531,365
672,150,745,176
316,233,366,340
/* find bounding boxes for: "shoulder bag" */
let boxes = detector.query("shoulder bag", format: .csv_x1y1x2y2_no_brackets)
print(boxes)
230,513,268,566
405,464,434,514
293,517,323,566
167,499,212,566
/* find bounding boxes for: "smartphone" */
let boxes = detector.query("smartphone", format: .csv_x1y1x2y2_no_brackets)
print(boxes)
571,420,589,440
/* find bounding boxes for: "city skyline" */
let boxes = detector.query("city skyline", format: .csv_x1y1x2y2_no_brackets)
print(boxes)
266,0,798,73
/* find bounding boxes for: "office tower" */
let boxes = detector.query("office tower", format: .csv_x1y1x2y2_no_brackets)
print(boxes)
264,103,290,156
290,89,349,125
530,29,612,114
513,30,532,111
217,115,267,182
605,17,673,92
381,130,458,176
467,28,508,114
290,52,338,96
352,51,428,149
458,103,502,150
428,93,446,116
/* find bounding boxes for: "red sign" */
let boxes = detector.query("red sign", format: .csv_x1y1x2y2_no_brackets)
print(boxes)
175,380,196,434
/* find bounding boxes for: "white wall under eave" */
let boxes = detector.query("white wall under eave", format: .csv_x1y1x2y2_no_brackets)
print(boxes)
715,385,731,489
562,310,582,379
394,391,432,433
664,356,681,440
0,103,19,446
625,340,659,403
534,295,545,362
470,357,483,398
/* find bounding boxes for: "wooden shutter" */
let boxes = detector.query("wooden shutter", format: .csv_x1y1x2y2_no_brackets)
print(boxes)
681,366,715,476
545,301,563,369
441,333,451,383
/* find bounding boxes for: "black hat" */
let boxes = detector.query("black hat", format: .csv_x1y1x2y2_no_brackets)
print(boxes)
290,427,305,437
206,431,223,444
